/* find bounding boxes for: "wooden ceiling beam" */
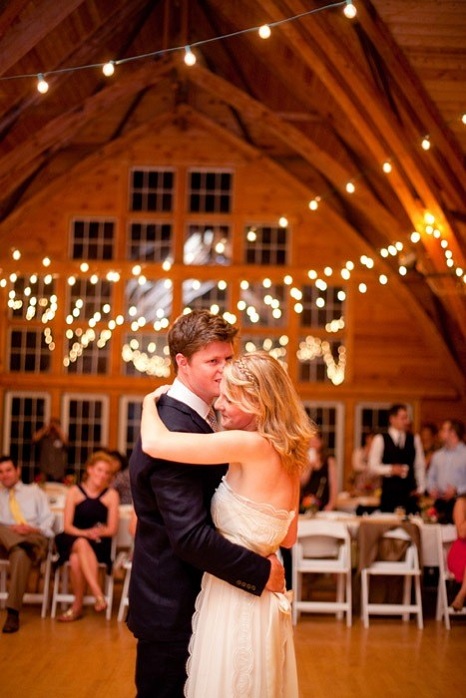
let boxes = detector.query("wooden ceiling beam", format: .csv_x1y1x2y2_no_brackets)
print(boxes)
0,0,87,77
0,58,176,201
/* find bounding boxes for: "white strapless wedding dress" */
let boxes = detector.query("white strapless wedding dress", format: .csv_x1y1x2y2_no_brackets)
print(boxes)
184,477,299,698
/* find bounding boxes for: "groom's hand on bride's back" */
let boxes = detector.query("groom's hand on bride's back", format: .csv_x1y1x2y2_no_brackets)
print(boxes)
265,553,285,592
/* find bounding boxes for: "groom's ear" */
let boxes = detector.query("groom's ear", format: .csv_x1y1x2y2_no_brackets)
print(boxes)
175,353,188,370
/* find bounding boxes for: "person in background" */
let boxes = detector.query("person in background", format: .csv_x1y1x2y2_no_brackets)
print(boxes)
368,403,426,514
447,494,466,612
54,450,119,621
420,421,439,472
351,431,381,494
32,417,68,482
0,455,54,634
299,431,338,512
108,449,133,505
426,420,466,524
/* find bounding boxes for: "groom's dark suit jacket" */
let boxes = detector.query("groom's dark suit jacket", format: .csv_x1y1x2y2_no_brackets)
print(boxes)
128,394,271,643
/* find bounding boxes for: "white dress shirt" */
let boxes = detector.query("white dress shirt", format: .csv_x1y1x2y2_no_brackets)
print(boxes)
0,481,55,537
168,377,213,423
369,428,426,493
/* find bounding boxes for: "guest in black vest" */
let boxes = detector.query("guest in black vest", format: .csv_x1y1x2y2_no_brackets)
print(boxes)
368,404,426,514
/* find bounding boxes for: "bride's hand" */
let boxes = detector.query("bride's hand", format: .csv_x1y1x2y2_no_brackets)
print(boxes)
144,385,171,404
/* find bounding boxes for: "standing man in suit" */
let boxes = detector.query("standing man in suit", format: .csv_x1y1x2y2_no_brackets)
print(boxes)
369,403,426,513
128,310,284,698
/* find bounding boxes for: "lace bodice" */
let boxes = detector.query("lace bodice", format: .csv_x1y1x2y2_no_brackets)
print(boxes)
211,478,295,556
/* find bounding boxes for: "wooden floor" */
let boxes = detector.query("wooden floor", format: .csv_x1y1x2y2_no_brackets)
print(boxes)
0,583,464,698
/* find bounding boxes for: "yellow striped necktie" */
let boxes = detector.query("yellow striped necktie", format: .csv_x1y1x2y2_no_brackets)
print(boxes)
206,408,220,432
9,488,27,525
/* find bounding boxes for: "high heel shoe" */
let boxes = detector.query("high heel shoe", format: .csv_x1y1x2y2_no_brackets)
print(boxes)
94,595,107,613
58,607,83,622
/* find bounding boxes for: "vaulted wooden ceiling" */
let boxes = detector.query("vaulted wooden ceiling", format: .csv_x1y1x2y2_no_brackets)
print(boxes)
0,0,465,373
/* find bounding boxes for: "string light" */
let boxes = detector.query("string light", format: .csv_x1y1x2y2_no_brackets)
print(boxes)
345,181,355,194
37,74,49,94
184,46,197,66
258,24,271,39
421,135,431,151
343,1,357,19
102,61,115,77
382,160,392,173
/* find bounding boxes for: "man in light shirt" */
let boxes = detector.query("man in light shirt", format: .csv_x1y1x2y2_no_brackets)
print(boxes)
0,455,55,633
427,419,466,523
369,404,426,513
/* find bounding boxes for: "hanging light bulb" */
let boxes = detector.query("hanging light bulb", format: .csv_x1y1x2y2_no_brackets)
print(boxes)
382,160,392,173
461,114,466,125
37,74,49,94
258,24,271,39
184,46,197,66
308,197,320,211
343,1,357,19
102,61,115,77
421,135,431,151
346,181,355,194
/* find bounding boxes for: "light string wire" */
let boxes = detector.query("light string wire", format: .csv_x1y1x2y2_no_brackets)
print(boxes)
0,1,347,82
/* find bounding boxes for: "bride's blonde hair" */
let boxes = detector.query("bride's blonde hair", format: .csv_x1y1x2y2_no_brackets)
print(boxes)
222,351,315,474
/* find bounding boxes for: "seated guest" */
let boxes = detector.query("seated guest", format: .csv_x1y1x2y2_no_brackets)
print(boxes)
300,431,338,512
351,431,381,493
0,455,55,634
427,420,466,523
447,494,466,611
368,403,426,514
55,450,119,621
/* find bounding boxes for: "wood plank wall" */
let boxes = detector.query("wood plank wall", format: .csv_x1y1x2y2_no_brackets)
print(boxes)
0,118,464,481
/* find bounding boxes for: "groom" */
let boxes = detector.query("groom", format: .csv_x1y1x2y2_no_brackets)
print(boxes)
128,310,284,698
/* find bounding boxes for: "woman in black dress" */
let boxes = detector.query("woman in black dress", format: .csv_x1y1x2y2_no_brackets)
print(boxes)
55,450,119,621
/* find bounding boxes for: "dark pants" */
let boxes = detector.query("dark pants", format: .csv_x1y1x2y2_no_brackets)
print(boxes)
135,638,189,698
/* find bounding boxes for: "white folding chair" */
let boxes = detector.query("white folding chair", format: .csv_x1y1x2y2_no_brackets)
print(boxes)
292,519,352,626
361,527,423,629
51,536,116,620
0,536,55,618
117,558,132,622
435,524,466,629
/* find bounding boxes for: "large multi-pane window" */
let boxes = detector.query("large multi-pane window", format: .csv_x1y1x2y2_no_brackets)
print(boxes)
67,278,113,321
119,397,144,461
125,279,173,326
9,329,51,373
302,401,345,490
297,336,346,384
354,403,394,449
70,219,115,260
63,334,111,374
8,275,57,322
239,282,286,327
188,170,232,213
121,333,170,377
129,168,174,212
182,279,229,315
300,285,346,327
64,394,109,479
184,224,231,265
3,392,49,483
244,224,288,265
241,335,288,365
127,221,172,261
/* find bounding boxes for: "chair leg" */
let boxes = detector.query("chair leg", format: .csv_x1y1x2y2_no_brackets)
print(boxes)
346,571,352,627
414,574,424,630
402,575,412,622
336,574,344,620
361,570,369,628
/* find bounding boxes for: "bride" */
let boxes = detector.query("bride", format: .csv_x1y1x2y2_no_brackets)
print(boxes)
141,351,314,697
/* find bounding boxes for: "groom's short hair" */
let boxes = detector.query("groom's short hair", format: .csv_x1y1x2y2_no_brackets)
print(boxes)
168,309,238,374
